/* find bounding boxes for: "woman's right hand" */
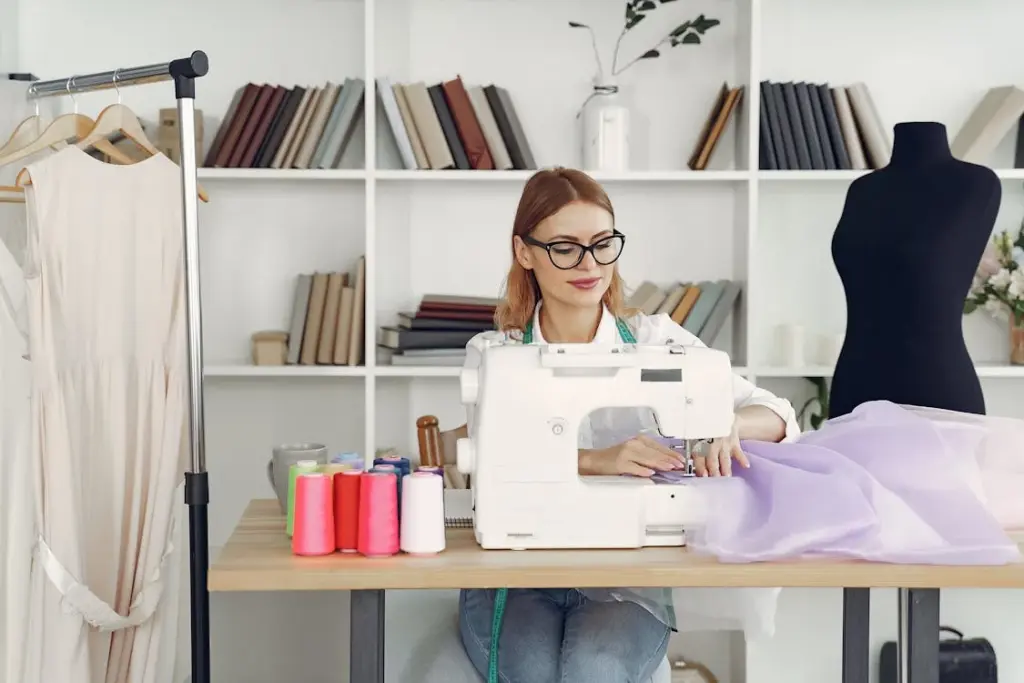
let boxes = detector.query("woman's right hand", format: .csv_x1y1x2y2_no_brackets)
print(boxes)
579,436,687,477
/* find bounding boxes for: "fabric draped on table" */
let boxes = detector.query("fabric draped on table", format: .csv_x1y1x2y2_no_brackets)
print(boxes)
682,400,1022,565
17,146,187,683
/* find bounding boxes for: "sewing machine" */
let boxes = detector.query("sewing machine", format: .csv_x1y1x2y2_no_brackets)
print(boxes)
455,338,736,550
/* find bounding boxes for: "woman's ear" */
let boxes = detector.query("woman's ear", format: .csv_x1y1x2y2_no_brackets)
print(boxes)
513,235,533,270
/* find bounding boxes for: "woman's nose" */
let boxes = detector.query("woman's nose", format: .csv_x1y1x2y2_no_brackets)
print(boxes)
577,250,598,269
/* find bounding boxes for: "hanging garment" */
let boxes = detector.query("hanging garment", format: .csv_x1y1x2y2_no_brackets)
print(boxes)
0,218,31,683
680,400,1022,564
20,146,187,683
0,80,61,683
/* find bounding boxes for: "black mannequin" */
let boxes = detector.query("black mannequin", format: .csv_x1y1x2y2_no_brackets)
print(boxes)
828,122,1001,683
829,121,1001,419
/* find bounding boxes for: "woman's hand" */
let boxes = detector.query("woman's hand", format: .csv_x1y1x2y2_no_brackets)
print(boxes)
695,420,749,477
579,436,687,477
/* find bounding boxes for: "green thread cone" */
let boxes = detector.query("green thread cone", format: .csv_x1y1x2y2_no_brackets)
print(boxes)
286,460,321,537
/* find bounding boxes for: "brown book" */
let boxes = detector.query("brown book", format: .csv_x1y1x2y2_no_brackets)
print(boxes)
694,86,743,170
203,86,245,167
212,83,260,168
228,84,275,167
687,83,729,170
441,76,494,170
317,272,345,364
239,85,288,168
671,286,701,324
285,87,322,168
300,272,330,365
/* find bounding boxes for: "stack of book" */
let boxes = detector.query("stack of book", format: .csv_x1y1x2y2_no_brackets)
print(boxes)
379,76,536,171
758,80,890,171
687,82,744,171
627,279,742,347
285,257,367,366
203,79,366,170
376,295,499,366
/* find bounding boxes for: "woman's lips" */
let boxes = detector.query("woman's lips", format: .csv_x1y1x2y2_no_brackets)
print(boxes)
569,277,601,290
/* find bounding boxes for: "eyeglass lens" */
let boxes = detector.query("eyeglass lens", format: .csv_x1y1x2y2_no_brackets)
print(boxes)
549,234,624,269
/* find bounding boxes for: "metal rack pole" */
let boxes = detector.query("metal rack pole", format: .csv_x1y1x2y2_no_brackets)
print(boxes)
27,50,212,683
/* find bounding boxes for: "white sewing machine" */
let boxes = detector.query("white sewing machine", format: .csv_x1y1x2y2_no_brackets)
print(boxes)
455,339,736,550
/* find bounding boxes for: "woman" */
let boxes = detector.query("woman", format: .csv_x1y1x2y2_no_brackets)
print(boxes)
456,168,799,683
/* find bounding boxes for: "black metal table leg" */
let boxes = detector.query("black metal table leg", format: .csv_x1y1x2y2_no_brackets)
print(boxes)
842,588,870,683
350,589,386,683
906,588,940,683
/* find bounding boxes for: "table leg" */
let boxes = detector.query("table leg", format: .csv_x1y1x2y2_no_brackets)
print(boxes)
350,589,385,683
904,588,940,683
842,588,870,683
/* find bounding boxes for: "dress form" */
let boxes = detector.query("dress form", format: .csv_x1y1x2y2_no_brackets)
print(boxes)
829,121,1000,419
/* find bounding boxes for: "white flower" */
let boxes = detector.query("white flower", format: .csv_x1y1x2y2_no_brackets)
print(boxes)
1009,268,1024,302
985,298,1008,321
990,268,1013,290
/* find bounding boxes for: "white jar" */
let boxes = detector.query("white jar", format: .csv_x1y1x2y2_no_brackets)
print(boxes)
580,77,630,172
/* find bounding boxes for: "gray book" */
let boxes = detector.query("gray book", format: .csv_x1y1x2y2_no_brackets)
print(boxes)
287,274,313,365
698,280,743,346
682,280,726,337
311,78,352,168
316,78,366,169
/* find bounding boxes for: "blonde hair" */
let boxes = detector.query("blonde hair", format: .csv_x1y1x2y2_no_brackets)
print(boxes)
495,167,632,332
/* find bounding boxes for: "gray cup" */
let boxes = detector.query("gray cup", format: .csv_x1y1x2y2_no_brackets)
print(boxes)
267,443,328,511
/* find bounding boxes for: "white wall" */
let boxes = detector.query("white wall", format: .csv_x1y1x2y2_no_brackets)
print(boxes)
9,0,1024,682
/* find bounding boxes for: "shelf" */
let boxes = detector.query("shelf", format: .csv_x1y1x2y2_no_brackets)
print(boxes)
374,365,462,377
374,169,749,183
197,168,366,181
204,364,366,377
753,363,1024,379
760,169,1024,182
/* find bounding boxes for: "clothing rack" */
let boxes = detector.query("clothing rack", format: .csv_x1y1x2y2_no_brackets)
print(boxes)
27,51,212,683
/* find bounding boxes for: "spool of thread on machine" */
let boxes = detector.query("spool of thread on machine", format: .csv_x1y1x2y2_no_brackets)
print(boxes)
335,470,362,553
286,459,321,537
292,473,335,556
416,465,443,477
400,472,446,555
371,463,403,519
358,471,400,557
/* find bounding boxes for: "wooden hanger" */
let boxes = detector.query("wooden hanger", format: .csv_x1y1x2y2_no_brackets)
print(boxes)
0,114,43,155
56,102,208,202
0,112,101,202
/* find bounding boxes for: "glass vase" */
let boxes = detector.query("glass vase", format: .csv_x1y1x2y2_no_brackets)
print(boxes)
580,77,630,172
1011,319,1024,366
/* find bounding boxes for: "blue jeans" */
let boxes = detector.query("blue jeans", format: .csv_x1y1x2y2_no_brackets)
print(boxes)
458,588,671,683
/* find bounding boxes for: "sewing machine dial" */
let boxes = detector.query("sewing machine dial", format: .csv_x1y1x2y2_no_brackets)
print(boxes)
548,418,567,436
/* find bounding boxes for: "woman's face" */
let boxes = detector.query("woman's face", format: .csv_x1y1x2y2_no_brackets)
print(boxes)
514,201,618,310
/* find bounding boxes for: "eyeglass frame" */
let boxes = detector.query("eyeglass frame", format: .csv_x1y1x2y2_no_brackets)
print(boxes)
520,230,626,270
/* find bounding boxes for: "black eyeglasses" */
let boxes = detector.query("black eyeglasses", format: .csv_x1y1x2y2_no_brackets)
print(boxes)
522,231,626,270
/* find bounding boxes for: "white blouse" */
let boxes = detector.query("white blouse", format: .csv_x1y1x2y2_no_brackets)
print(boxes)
463,305,801,446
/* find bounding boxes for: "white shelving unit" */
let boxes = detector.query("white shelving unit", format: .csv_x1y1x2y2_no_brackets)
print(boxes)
20,1,1024,681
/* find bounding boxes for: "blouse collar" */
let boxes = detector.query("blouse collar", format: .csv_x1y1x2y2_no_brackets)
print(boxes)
530,301,618,343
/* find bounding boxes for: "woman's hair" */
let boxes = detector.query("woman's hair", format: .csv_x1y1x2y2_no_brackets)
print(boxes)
495,167,632,331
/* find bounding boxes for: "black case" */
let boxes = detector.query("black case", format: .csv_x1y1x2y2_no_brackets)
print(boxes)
879,626,996,683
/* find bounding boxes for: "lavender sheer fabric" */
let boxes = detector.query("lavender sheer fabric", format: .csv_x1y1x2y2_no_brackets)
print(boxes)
663,400,1021,565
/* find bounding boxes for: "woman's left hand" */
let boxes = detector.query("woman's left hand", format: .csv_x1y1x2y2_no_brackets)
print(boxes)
695,420,749,477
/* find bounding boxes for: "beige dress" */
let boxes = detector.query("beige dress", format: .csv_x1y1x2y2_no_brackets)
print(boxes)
20,146,187,683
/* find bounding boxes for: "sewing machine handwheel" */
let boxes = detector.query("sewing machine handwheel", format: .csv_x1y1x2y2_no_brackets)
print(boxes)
460,368,479,405
456,438,474,475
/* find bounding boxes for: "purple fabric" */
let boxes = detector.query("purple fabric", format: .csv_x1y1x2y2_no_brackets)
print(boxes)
669,401,1021,565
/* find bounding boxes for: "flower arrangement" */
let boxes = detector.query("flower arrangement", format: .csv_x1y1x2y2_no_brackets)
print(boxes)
964,222,1024,364
964,226,1024,325
569,0,721,82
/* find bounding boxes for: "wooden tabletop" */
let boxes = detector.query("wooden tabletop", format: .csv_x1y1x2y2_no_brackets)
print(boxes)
208,499,1024,592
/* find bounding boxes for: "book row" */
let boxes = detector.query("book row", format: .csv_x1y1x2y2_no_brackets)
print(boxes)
758,80,890,172
380,75,536,171
204,80,367,170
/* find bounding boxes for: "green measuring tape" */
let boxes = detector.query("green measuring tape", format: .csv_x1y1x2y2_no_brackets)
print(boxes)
485,316,636,683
